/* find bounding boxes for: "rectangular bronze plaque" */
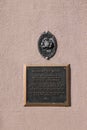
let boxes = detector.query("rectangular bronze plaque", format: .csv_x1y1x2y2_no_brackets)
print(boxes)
24,65,71,106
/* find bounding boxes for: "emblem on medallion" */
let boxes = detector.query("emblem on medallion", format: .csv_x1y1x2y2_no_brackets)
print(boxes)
38,31,57,60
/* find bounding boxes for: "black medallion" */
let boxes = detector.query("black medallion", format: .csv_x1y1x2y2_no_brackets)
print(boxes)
38,31,57,60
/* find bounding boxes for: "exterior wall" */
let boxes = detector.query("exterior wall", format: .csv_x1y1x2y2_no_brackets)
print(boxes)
0,0,87,130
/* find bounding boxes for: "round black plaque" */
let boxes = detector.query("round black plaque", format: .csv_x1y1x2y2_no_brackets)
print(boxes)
38,31,57,60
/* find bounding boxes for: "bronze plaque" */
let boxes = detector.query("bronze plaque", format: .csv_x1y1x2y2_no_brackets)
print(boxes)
24,65,71,106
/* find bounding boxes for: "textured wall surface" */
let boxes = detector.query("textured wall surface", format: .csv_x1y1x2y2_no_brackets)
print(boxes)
0,0,87,130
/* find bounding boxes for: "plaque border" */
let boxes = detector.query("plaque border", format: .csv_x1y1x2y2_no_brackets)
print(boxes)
24,64,71,107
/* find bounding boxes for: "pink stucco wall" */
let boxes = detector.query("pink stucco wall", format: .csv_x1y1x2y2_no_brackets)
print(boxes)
0,0,87,130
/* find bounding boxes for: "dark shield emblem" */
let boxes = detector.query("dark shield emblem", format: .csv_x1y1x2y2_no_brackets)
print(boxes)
38,31,57,60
